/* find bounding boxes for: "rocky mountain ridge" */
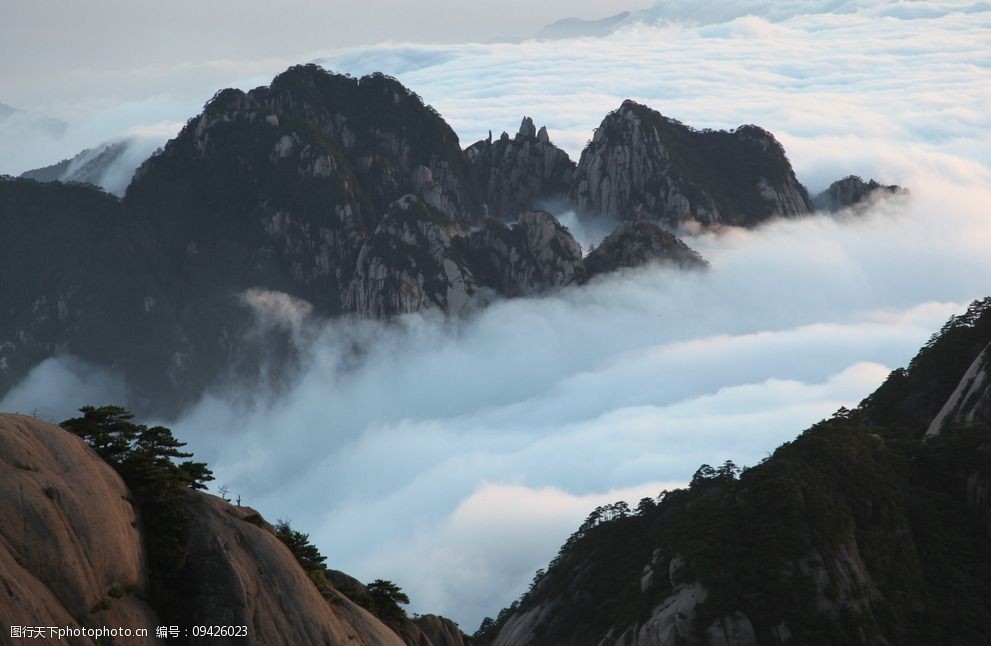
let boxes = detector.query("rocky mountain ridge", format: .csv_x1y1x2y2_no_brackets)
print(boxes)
476,298,991,645
1,64,897,415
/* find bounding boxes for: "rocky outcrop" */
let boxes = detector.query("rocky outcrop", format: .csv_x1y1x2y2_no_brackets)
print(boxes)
346,206,587,315
926,342,991,437
169,495,405,646
130,64,479,221
410,615,472,646
465,118,575,220
813,175,908,212
0,413,156,645
0,413,472,646
489,603,558,646
583,220,707,281
625,553,711,646
124,63,485,320
462,211,585,297
319,570,472,646
344,195,477,317
572,100,812,227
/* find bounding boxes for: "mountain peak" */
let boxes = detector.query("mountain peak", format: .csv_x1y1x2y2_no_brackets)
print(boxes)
465,117,575,220
574,100,812,226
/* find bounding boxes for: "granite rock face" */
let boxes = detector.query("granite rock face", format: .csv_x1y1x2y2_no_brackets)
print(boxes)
462,211,585,297
410,615,473,646
584,220,707,281
344,195,477,317
926,341,991,437
0,414,156,645
572,100,813,227
813,175,909,212
465,117,575,220
0,413,471,646
170,494,406,646
125,64,482,311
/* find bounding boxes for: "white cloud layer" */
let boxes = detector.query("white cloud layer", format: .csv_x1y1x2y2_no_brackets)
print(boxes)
2,0,991,632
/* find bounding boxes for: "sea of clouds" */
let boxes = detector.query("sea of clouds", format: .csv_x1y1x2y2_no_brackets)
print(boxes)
2,0,991,631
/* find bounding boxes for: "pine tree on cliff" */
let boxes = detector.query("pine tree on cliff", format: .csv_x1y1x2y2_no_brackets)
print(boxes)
62,405,214,577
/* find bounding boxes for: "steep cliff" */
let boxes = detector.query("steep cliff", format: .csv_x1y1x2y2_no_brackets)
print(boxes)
343,203,705,316
0,414,156,645
572,100,812,227
477,298,991,646
0,413,468,646
343,195,478,316
926,342,991,437
465,118,575,220
161,494,406,646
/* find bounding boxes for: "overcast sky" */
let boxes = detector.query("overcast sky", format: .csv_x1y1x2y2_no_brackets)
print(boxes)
0,0,649,113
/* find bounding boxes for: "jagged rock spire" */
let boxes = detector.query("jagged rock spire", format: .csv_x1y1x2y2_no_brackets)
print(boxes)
518,116,537,139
